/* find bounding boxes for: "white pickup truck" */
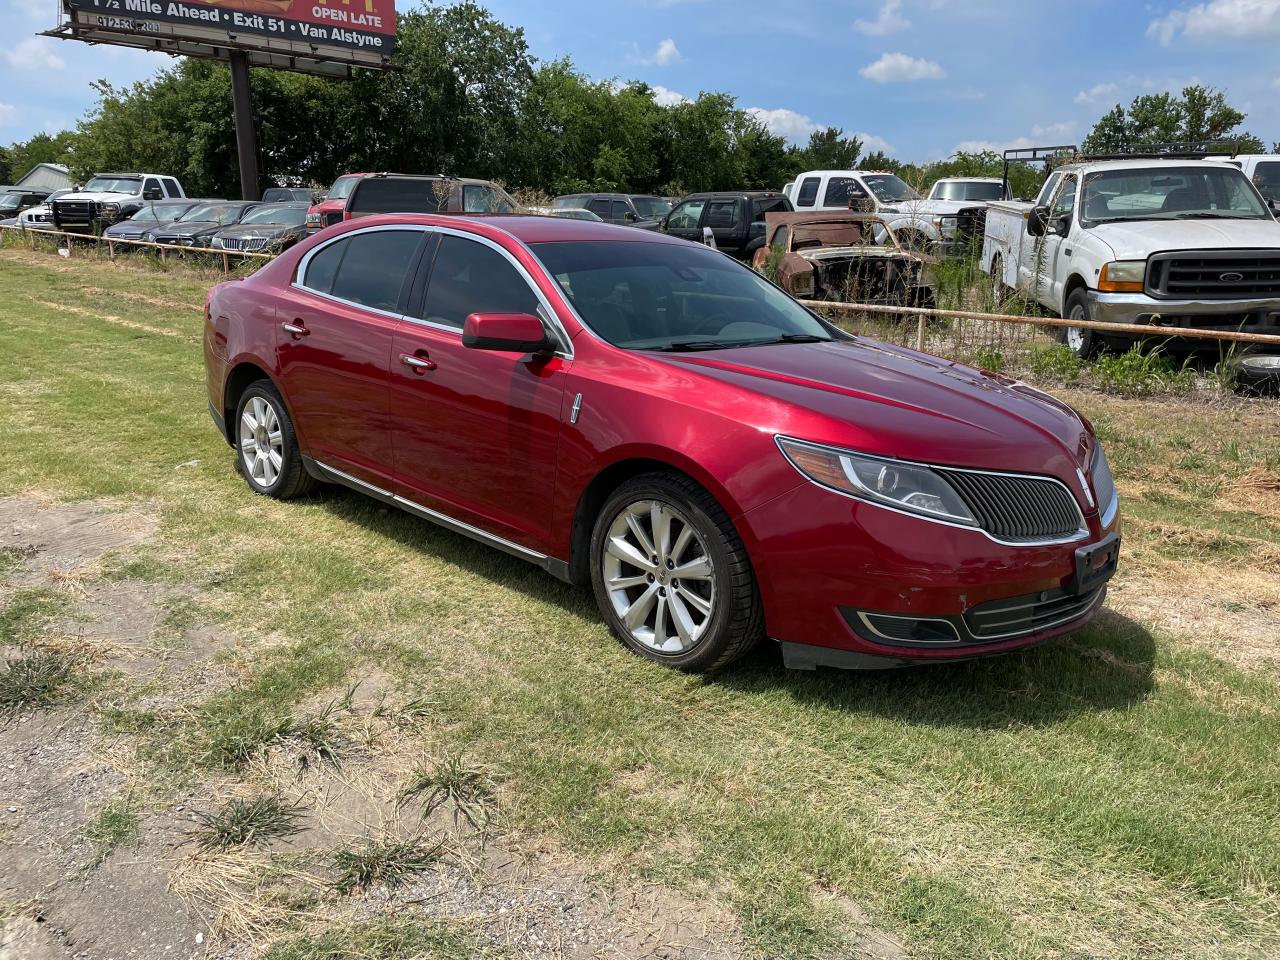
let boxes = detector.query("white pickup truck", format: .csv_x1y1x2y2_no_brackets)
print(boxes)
783,169,983,250
981,158,1280,356
52,172,187,234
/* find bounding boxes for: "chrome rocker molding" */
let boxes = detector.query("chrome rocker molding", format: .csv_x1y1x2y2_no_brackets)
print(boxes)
302,457,573,583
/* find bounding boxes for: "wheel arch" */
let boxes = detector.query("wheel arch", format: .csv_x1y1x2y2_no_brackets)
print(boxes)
221,360,283,446
566,453,747,586
1061,273,1091,315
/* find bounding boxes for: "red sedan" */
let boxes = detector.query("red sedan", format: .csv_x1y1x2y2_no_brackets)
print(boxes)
204,214,1120,672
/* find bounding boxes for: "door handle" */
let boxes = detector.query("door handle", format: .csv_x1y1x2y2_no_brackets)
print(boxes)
400,352,436,373
282,321,309,339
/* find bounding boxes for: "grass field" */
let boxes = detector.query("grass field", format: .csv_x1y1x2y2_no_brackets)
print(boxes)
1,247,1279,959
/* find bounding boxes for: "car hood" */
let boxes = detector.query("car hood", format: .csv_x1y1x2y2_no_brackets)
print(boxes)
54,191,142,203
160,221,222,235
214,224,297,239
657,338,1090,480
881,198,971,217
1091,217,1280,259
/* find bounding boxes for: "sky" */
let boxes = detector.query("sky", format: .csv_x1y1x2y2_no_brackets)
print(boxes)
2,0,1280,162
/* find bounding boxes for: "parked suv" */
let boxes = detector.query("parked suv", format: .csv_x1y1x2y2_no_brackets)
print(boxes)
305,173,370,232
143,200,260,247
52,173,186,233
660,191,791,259
0,187,53,224
204,213,1120,674
343,174,517,221
551,194,672,229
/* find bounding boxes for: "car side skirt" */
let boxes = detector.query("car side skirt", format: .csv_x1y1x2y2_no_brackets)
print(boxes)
302,456,574,584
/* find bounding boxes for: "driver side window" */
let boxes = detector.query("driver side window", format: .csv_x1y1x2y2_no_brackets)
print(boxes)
1050,176,1077,220
667,200,704,230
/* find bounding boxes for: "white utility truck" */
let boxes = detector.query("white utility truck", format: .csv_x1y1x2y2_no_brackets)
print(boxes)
981,157,1280,356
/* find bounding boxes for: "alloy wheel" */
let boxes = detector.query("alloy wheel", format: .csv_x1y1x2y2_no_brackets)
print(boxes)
239,395,284,488
602,499,716,654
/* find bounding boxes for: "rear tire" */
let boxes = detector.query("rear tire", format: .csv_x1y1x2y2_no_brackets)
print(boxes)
989,255,1007,309
589,472,764,673
234,381,316,500
1058,289,1099,359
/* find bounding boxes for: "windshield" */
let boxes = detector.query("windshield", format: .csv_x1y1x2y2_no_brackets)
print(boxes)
240,205,307,226
532,240,834,351
1082,166,1270,222
931,181,1003,201
1253,161,1280,203
85,177,142,195
328,176,359,201
0,194,24,211
631,197,673,219
182,203,244,224
862,174,920,203
132,203,190,223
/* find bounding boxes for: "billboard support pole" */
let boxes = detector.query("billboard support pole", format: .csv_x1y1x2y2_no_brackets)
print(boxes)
228,50,260,202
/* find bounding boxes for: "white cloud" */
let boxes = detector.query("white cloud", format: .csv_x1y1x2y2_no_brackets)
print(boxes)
651,85,688,107
0,103,16,126
1031,121,1077,139
634,38,686,67
1074,82,1120,105
3,37,65,70
1148,0,1280,45
955,125,1076,155
855,131,895,154
855,0,911,35
746,106,820,141
859,52,944,83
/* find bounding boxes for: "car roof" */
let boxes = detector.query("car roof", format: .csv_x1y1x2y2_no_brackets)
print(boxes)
331,212,687,245
1056,158,1247,174
935,177,1001,183
682,190,784,199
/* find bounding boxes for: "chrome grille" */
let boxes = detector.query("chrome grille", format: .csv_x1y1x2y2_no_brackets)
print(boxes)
1146,250,1280,300
964,586,1103,640
936,469,1084,543
219,237,269,252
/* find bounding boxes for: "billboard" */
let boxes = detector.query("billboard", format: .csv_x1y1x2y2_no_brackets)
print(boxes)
52,0,395,75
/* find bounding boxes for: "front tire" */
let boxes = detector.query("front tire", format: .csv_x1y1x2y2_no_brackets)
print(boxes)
235,381,315,499
589,472,764,673
1059,289,1099,359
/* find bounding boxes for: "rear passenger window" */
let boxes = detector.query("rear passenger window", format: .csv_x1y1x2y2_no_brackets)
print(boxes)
161,178,181,197
420,235,541,329
796,177,820,207
823,177,864,206
587,198,613,219
704,200,741,228
306,230,420,312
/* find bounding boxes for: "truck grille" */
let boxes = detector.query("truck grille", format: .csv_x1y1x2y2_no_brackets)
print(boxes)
53,200,94,228
964,586,1103,640
324,211,343,226
1146,250,1280,300
935,469,1085,544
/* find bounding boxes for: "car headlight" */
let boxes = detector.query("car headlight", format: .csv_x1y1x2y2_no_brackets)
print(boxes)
1098,260,1145,293
210,236,224,248
776,437,978,526
305,212,322,228
1090,442,1117,523
100,202,120,216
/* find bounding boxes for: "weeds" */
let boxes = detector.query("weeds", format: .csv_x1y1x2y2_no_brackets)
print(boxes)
331,836,444,895
195,795,308,851
0,545,36,581
1029,343,1084,384
1093,346,1197,396
197,697,296,769
970,347,1005,372
84,800,141,864
0,649,76,716
260,917,478,960
399,753,496,829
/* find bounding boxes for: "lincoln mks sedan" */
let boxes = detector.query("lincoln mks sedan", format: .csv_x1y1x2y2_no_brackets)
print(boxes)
203,214,1120,673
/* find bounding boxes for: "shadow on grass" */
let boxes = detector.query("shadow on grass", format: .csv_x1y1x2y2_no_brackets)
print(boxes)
719,608,1156,729
309,484,1155,729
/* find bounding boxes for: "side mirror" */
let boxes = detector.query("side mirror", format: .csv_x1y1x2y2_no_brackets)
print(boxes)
1027,205,1049,237
659,215,670,230
1270,200,1280,217
462,312,552,354
1050,213,1071,236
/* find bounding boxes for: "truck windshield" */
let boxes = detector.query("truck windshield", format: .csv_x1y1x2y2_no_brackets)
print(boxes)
1082,167,1270,222
932,181,1003,201
131,202,191,222
84,177,142,195
862,174,921,203
327,177,359,201
631,197,673,219
532,240,833,351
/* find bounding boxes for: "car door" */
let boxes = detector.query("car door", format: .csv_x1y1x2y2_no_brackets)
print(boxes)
663,198,706,242
389,230,570,552
703,199,743,253
586,198,617,223
275,226,428,490
1039,174,1077,311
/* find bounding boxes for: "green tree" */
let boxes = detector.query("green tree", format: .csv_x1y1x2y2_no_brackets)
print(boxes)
799,127,862,170
3,131,76,181
1082,85,1264,154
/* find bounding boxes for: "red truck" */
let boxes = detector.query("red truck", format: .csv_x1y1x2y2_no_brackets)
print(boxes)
304,173,370,233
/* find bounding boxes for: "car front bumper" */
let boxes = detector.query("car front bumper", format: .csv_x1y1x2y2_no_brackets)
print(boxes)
741,480,1120,669
1087,290,1280,334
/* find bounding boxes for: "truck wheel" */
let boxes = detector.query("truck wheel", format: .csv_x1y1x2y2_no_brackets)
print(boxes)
989,255,1007,309
1059,289,1099,359
897,230,928,253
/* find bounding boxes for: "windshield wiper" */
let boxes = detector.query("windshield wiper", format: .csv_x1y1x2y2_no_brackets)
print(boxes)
740,333,830,346
652,340,733,352
1173,211,1255,220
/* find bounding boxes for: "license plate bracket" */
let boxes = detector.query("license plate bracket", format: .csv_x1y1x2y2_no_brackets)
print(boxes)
1071,533,1120,596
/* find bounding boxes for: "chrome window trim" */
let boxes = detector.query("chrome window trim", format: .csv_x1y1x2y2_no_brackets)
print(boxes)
293,223,573,359
311,459,547,563
775,435,1090,548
